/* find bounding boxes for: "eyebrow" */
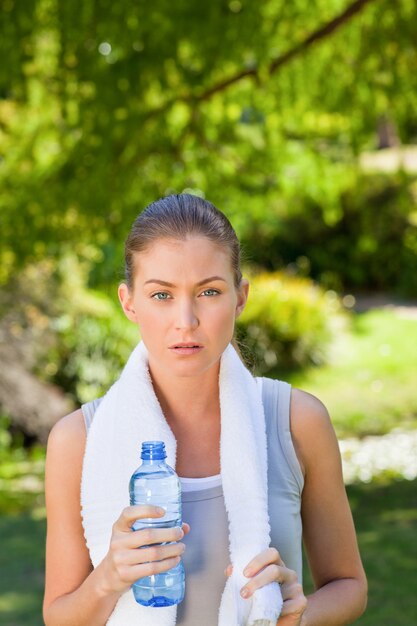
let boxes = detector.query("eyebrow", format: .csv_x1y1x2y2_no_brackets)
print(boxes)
144,276,227,287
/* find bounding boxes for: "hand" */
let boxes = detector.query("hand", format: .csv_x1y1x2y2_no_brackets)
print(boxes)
225,547,307,625
98,505,190,596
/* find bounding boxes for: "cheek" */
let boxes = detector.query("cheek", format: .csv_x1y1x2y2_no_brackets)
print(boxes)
137,308,162,325
136,304,177,333
210,304,237,330
133,302,154,325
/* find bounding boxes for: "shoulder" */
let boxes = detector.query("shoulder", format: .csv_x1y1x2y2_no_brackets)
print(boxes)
289,387,340,476
290,387,332,428
46,408,87,469
45,409,88,523
48,407,86,444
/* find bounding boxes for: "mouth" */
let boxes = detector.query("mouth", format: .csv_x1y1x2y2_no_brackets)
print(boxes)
169,343,203,349
169,343,204,353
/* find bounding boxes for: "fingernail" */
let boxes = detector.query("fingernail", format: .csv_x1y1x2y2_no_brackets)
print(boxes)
243,568,251,577
241,588,250,598
157,507,165,515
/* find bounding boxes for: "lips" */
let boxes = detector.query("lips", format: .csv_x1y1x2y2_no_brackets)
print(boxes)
169,342,203,349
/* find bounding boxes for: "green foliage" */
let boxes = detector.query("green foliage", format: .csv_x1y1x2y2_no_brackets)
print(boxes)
0,0,417,292
28,256,140,403
286,307,417,437
0,414,12,453
0,254,138,406
241,169,417,295
0,415,45,515
237,270,345,374
52,296,139,403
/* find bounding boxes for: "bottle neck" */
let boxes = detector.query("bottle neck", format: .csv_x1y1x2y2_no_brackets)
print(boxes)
141,458,166,466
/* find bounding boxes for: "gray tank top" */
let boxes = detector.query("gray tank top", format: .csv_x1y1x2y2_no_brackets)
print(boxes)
81,377,304,626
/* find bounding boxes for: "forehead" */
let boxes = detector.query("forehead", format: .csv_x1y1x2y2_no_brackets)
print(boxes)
133,236,233,279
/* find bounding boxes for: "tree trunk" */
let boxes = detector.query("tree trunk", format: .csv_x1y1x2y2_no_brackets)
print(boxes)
0,343,74,444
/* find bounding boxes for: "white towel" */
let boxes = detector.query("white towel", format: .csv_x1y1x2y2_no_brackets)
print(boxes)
81,340,283,626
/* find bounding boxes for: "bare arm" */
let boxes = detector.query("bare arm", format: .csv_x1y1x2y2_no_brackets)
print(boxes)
224,389,367,625
291,389,368,625
43,410,120,625
43,410,188,626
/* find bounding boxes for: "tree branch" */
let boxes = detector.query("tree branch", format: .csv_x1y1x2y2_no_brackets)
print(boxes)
196,0,378,101
143,0,378,123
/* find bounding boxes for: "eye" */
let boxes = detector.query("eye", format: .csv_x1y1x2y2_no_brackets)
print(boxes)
151,292,171,301
201,289,220,297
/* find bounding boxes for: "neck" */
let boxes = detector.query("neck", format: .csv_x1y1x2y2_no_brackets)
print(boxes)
148,362,221,427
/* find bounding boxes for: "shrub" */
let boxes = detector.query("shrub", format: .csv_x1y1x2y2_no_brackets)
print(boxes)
43,257,139,403
52,298,139,403
240,171,417,297
0,255,139,408
236,270,346,375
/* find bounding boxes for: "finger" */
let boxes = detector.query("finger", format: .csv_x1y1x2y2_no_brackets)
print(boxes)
133,555,182,579
240,563,286,599
182,522,191,535
113,505,165,532
243,547,281,578
119,555,182,584
121,541,186,566
279,585,307,618
281,570,304,604
124,525,185,548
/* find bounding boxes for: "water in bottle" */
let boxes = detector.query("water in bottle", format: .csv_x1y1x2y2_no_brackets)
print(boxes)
129,440,185,607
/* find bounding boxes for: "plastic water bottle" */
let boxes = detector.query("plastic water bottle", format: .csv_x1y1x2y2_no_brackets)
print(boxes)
129,440,185,607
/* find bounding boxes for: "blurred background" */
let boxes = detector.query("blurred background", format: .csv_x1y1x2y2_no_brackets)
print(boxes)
0,0,416,624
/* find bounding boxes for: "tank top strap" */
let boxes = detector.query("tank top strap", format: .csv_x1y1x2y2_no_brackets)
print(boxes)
258,377,304,494
81,397,103,432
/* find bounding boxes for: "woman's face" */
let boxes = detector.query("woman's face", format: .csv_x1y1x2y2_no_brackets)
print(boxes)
118,236,249,379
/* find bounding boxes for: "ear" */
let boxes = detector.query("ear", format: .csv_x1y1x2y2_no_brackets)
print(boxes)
235,279,249,319
118,282,137,323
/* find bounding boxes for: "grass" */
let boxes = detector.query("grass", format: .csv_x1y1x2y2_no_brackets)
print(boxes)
0,510,46,626
0,442,46,625
349,480,417,624
302,478,417,625
282,308,417,438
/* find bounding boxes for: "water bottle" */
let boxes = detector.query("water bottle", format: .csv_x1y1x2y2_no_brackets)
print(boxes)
129,440,185,607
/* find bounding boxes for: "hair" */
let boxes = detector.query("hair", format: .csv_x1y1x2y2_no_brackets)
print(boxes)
124,193,243,290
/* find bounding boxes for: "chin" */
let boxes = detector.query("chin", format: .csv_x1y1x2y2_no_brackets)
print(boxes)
171,356,221,377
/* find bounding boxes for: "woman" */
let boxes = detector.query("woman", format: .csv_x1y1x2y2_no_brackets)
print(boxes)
43,193,367,626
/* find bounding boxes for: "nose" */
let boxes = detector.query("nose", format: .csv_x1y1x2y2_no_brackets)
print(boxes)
174,298,199,330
